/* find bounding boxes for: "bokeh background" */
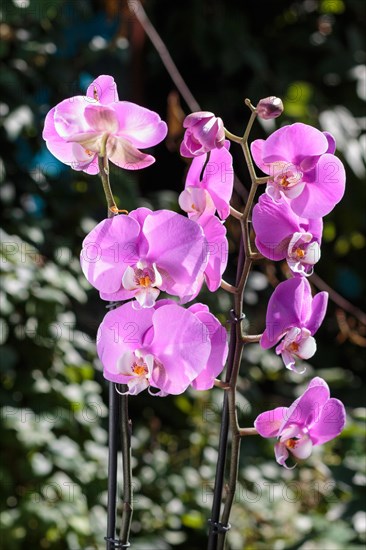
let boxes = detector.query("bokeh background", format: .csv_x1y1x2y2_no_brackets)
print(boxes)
1,0,365,549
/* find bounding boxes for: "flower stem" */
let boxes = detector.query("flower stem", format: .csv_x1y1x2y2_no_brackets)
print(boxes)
119,391,133,545
98,155,117,212
106,383,119,550
208,101,263,550
100,158,133,548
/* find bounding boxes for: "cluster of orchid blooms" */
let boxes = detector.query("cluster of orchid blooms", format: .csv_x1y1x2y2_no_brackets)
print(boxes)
43,75,346,469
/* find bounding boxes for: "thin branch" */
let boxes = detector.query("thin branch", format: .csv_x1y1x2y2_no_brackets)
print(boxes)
128,0,201,112
229,205,243,220
241,334,262,343
239,427,258,437
220,279,238,294
214,379,231,390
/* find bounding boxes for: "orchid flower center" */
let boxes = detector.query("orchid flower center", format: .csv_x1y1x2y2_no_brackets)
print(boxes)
288,341,300,354
287,232,321,276
122,261,164,308
132,359,149,377
266,161,305,202
295,247,305,259
285,437,299,450
117,350,154,395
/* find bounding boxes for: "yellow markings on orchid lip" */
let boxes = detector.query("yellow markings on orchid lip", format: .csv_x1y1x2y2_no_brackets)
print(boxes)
191,203,196,210
132,363,148,376
295,247,305,258
138,275,152,287
280,176,290,187
85,149,94,157
285,438,298,449
93,86,99,101
288,341,300,353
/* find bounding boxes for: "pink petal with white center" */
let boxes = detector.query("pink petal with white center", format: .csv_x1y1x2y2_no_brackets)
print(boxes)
86,75,119,104
83,104,119,133
113,102,167,148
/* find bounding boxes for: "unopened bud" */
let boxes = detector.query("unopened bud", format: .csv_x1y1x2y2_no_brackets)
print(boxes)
256,96,284,120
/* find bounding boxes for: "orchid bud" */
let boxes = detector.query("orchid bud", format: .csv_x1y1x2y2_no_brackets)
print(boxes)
180,111,225,157
256,96,284,120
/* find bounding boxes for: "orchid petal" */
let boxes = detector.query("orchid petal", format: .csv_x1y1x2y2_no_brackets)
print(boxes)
254,407,288,438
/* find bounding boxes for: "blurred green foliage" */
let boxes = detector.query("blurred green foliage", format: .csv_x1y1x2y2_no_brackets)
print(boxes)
0,0,365,548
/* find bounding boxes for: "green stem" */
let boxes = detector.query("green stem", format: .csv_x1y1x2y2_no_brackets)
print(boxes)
98,155,117,212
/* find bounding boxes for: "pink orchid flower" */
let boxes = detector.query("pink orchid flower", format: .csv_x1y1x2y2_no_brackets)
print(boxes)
80,208,207,308
180,141,234,220
97,300,228,395
43,75,167,174
180,111,225,157
251,123,345,218
254,377,346,468
252,194,323,276
261,277,328,372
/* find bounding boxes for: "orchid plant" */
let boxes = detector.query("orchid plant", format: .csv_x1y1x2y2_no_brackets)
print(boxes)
43,76,347,550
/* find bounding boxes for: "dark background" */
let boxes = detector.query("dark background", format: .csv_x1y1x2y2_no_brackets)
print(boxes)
1,1,365,548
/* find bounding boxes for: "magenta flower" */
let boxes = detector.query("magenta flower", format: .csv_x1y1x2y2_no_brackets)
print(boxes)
181,142,234,220
252,194,323,276
43,75,167,174
251,123,345,218
254,377,346,468
180,111,225,157
80,208,207,308
261,277,328,372
97,300,228,395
